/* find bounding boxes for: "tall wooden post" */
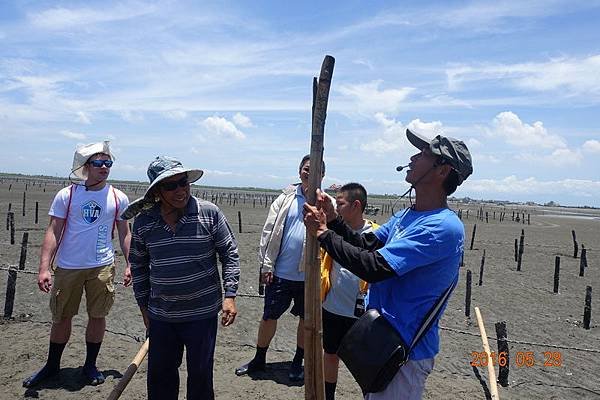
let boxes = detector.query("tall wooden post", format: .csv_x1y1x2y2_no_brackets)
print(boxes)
517,229,524,271
579,246,587,277
303,55,334,400
553,256,560,294
478,249,486,286
19,232,29,270
465,270,472,318
469,224,476,250
495,321,510,387
583,286,592,330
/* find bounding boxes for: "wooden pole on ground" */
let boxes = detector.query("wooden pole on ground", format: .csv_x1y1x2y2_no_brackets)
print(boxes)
474,307,500,400
465,270,472,318
3,266,18,319
583,286,592,330
579,246,587,277
237,211,242,234
303,55,334,400
495,321,509,387
469,224,476,250
18,232,29,270
9,212,15,245
106,338,150,400
553,256,560,294
516,230,524,271
572,230,578,258
478,250,486,286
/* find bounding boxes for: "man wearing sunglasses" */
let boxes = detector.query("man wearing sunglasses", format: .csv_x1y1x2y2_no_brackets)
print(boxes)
24,141,131,389
124,156,240,400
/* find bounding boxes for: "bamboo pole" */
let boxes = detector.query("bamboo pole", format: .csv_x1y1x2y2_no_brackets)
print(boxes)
474,307,500,400
106,338,149,400
303,55,335,400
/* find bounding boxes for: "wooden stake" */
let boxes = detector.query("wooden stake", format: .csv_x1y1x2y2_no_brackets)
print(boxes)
583,286,592,330
3,267,17,319
19,232,29,270
465,270,472,318
106,338,150,400
474,307,500,400
469,224,476,250
553,256,560,294
478,250,486,286
303,55,334,400
579,246,587,277
495,321,509,387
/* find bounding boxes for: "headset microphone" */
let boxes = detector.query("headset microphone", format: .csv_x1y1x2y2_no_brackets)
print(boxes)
396,165,409,172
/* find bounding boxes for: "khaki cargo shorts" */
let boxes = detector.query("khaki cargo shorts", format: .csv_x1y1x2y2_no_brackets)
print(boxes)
49,264,116,323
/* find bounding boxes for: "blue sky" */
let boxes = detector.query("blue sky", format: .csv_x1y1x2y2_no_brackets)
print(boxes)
1,0,600,207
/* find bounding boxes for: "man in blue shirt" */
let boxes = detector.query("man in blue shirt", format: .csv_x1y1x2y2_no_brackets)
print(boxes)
304,129,473,399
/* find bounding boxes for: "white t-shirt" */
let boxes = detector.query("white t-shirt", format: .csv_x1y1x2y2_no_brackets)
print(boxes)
49,184,129,269
322,220,374,318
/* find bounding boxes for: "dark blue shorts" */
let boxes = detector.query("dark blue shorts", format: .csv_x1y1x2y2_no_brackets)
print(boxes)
262,276,305,320
322,308,357,354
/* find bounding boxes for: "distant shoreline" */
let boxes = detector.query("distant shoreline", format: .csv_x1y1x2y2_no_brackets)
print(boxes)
1,171,598,210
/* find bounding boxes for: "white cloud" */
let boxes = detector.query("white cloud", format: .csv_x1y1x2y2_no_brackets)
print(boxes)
164,110,188,120
61,130,86,140
337,81,414,113
360,113,405,154
467,138,482,148
28,4,156,30
76,111,91,124
490,111,566,149
201,116,246,140
232,112,254,128
515,148,583,167
360,114,444,155
406,119,444,138
352,59,374,70
582,140,600,154
119,110,144,123
467,176,600,198
446,55,600,98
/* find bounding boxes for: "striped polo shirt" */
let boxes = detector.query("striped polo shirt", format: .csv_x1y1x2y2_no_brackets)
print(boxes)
130,196,240,322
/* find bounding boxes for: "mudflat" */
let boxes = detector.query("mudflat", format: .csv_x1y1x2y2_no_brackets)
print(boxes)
1,177,599,399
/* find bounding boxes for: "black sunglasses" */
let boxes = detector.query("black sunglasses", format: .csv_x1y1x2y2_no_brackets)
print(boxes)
88,159,113,168
160,176,189,191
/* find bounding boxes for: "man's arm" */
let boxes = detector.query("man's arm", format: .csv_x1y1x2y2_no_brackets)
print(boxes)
116,220,132,286
258,192,286,284
37,217,65,292
317,230,395,283
213,209,240,326
129,221,151,315
326,215,385,251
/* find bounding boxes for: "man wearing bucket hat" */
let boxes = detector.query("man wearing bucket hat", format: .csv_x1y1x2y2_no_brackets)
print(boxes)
23,141,131,388
304,129,472,399
126,156,240,400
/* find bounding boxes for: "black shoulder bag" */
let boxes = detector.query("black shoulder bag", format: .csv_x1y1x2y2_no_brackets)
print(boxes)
337,280,456,394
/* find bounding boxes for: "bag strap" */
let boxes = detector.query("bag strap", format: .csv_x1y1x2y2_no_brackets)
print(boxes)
111,185,119,240
51,184,75,268
409,275,458,350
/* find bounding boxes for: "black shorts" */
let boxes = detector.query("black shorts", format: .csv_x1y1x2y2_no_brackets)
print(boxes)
322,308,358,354
262,276,305,320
